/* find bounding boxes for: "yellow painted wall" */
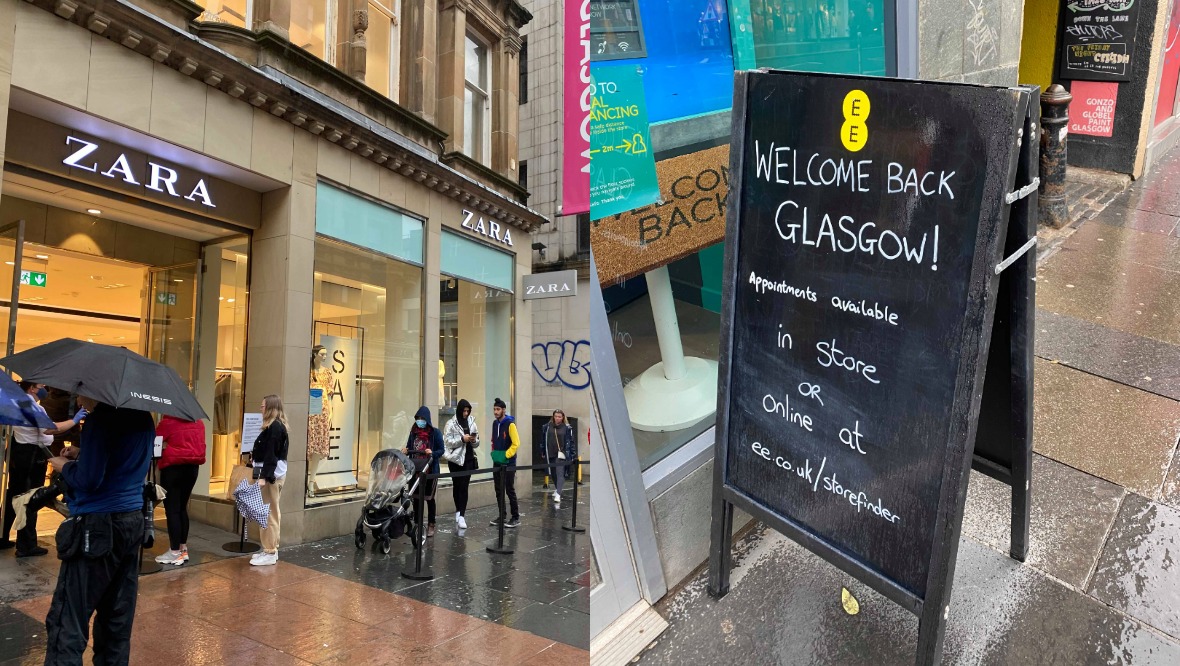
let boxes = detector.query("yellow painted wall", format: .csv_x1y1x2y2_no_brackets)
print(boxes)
1019,0,1061,91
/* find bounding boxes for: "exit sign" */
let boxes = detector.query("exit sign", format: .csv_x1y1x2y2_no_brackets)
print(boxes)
20,271,46,288
156,292,177,306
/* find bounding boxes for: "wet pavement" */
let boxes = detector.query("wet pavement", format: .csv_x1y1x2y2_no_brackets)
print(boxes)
0,488,589,664
637,147,1180,664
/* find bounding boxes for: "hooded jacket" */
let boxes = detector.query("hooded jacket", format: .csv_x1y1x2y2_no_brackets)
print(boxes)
406,406,444,475
156,416,207,470
490,413,520,465
443,399,480,468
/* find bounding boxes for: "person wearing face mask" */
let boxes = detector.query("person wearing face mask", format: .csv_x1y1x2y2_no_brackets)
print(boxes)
404,406,444,537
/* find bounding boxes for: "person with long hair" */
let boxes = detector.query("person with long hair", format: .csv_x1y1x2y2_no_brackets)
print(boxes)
250,395,289,566
442,399,479,530
154,416,206,565
541,409,574,505
404,406,444,537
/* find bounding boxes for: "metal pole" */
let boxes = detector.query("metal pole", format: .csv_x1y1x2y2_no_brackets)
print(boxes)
0,220,26,541
402,469,434,580
1038,85,1073,229
563,461,586,533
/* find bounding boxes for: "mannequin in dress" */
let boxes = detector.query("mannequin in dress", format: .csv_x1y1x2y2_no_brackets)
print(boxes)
308,345,333,498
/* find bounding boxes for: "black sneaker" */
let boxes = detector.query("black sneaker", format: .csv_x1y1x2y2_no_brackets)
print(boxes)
489,517,504,526
0,540,14,551
16,546,48,558
505,518,520,528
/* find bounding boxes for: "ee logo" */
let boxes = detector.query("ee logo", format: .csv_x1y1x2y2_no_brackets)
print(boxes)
841,90,870,152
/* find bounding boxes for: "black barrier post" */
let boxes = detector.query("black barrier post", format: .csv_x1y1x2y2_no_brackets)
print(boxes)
1038,84,1072,229
487,466,514,555
563,460,586,533
222,504,261,554
402,470,434,580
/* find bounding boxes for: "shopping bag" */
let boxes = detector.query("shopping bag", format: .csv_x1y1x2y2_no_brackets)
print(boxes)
228,464,254,493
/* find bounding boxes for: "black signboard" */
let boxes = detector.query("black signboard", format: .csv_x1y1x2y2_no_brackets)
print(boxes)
589,0,647,60
1058,0,1142,81
708,70,1037,665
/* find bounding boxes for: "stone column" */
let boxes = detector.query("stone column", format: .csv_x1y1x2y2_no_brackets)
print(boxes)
252,0,292,40
492,33,521,177
401,0,437,121
338,0,368,81
436,0,468,155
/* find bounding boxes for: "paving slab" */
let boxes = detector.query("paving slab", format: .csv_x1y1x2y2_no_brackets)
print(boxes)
961,453,1125,588
1092,203,1180,236
1032,359,1180,497
1088,493,1180,640
637,525,1180,665
1036,223,1180,346
1034,309,1180,401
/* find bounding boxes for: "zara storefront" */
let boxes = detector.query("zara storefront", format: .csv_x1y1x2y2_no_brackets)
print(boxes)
0,0,543,544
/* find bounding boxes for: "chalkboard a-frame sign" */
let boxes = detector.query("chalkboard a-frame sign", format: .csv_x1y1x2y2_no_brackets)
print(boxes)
707,69,1039,666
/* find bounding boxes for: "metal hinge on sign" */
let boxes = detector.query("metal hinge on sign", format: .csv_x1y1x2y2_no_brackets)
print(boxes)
994,237,1038,275
1004,178,1040,204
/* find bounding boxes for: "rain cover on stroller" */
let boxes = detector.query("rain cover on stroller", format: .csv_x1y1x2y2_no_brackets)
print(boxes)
365,449,415,511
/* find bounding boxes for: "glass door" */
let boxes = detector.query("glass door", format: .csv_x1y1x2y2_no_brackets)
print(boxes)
142,262,200,388
0,219,28,357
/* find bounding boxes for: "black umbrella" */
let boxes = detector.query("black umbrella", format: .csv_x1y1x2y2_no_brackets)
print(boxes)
0,339,209,421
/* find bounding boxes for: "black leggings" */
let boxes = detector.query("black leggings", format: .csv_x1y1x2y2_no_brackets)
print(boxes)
159,464,198,551
447,446,478,517
2,441,48,551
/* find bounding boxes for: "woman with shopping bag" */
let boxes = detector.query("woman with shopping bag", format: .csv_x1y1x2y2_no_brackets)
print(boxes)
249,395,288,566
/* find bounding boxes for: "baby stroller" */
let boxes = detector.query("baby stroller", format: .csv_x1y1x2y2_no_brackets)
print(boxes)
354,449,420,554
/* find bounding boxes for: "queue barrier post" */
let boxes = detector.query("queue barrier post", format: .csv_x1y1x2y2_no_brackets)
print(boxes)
487,465,515,555
402,455,434,580
563,459,587,534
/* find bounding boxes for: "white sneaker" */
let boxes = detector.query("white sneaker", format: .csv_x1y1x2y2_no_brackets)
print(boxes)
456,513,467,529
155,550,187,565
250,552,278,566
552,491,561,503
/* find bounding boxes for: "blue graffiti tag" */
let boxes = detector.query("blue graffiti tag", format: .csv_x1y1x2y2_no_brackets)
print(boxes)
532,340,592,390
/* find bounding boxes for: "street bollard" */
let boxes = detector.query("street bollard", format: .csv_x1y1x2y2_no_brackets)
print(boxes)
1038,84,1073,229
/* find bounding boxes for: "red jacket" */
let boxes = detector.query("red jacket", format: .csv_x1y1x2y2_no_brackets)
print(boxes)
156,416,207,469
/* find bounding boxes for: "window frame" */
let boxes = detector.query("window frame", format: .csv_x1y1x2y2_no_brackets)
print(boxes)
367,0,402,100
519,36,528,105
463,31,493,165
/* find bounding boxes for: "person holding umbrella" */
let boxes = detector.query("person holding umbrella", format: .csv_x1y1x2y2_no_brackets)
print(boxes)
0,381,88,557
1,338,208,664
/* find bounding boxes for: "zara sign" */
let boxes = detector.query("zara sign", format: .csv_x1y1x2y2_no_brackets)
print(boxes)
522,269,578,300
461,209,513,247
62,136,216,208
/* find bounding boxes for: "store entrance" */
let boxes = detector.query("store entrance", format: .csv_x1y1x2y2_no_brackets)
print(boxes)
0,193,251,507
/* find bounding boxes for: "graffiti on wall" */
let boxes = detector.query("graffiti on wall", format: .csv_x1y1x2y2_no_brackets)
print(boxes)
532,339,592,390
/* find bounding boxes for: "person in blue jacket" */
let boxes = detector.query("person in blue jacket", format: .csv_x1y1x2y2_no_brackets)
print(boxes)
489,398,521,528
404,406,444,537
44,397,154,665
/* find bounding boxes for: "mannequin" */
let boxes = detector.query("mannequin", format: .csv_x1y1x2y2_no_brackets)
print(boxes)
308,345,333,498
438,359,446,405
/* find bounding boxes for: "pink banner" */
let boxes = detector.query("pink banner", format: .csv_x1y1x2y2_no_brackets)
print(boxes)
1069,81,1119,138
561,0,591,216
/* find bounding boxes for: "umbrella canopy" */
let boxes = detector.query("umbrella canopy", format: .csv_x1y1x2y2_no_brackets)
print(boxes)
0,339,209,421
233,479,270,528
0,373,56,429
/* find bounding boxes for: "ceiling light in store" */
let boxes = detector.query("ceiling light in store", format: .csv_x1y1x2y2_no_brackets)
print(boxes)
115,336,125,340
99,283,126,290
34,255,49,260
24,297,44,303
226,298,235,303
90,275,103,281
174,279,183,283
219,297,224,301
88,333,100,337
86,209,101,215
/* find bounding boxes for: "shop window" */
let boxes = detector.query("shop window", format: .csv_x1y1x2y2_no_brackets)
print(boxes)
204,239,250,498
292,0,335,63
309,183,424,505
604,243,723,469
438,231,515,482
590,0,648,60
464,33,492,165
749,0,889,76
198,0,249,27
366,0,401,100
519,161,528,190
600,0,734,123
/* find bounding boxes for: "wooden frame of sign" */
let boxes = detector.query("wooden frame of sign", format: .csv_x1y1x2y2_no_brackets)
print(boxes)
707,70,1037,666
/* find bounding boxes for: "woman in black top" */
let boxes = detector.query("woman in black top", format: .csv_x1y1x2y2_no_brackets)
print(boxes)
250,394,288,566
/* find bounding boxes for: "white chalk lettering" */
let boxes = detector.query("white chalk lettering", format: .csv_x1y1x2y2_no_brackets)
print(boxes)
773,202,940,270
829,295,900,326
816,339,880,384
762,392,814,432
